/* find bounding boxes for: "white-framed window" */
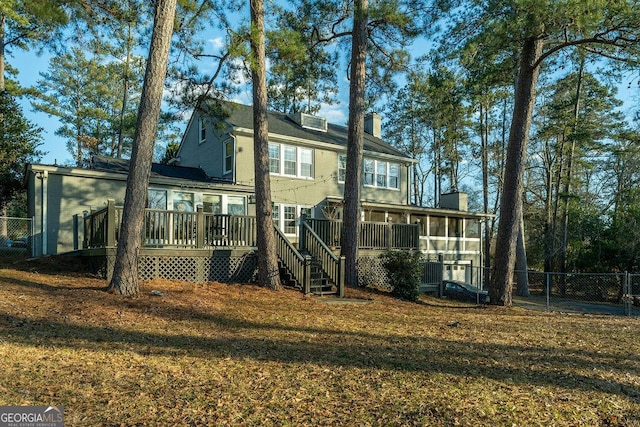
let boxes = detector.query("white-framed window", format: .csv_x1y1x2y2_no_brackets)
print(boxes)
269,144,280,174
147,189,167,209
389,163,399,189
268,142,314,179
338,154,347,182
223,140,234,174
173,191,194,212
283,205,297,234
202,194,222,214
198,117,206,144
364,159,374,185
272,204,313,235
362,159,400,189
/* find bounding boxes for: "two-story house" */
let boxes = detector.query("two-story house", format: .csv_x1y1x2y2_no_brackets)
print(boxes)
25,101,487,287
175,102,414,236
176,101,486,281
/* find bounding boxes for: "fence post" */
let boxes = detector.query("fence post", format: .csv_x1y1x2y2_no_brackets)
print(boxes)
546,272,550,311
106,199,116,247
196,206,204,248
387,222,393,250
624,272,630,317
438,253,444,298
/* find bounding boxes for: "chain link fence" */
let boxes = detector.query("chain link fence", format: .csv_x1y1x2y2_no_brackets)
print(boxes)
628,274,640,317
465,266,638,316
0,217,33,258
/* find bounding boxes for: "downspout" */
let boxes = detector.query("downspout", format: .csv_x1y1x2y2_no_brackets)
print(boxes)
406,163,411,206
232,135,237,184
40,170,48,256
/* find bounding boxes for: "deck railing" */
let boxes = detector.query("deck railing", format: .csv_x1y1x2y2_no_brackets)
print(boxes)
82,200,257,249
305,218,420,250
274,225,311,293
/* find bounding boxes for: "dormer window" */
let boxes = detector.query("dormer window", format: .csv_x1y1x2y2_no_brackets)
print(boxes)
289,112,327,132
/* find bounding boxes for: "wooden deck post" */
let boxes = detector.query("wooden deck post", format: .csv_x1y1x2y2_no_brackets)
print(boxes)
338,255,345,297
106,199,116,247
196,206,205,248
303,255,312,295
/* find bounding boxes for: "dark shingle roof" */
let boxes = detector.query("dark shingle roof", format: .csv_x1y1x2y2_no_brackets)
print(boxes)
91,155,229,183
211,102,409,159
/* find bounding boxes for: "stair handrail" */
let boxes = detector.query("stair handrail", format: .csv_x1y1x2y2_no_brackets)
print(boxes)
299,220,345,297
274,225,311,293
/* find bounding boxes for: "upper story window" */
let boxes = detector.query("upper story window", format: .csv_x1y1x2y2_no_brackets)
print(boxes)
338,154,347,182
223,140,233,174
269,143,314,179
339,154,399,189
198,117,206,144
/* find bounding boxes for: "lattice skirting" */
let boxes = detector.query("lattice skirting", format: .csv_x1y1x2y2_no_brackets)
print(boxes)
357,255,391,291
81,249,258,284
82,249,392,289
137,253,257,283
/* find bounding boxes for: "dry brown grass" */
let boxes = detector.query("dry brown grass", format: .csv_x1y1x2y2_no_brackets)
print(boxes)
0,257,639,426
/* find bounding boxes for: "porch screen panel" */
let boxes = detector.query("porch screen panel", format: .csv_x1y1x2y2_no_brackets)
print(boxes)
465,219,480,238
430,216,446,237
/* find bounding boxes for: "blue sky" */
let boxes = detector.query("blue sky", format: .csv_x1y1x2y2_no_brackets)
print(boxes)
10,31,352,166
9,27,640,166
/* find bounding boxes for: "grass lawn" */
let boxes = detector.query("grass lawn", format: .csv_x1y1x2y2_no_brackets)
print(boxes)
0,258,639,426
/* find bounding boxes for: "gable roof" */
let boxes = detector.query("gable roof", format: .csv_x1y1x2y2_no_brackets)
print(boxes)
91,155,230,183
206,101,411,159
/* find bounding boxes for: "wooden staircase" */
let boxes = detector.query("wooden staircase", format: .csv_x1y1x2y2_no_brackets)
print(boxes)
274,220,344,297
278,253,337,296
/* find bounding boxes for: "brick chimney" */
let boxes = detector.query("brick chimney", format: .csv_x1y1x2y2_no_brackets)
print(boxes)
364,112,382,138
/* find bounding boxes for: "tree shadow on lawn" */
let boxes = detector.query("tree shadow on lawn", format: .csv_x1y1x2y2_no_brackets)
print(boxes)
2,270,640,403
0,308,639,404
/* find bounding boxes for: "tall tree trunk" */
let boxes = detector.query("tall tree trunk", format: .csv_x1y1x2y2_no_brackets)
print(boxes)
0,13,5,91
108,0,176,296
117,21,133,159
480,102,491,288
560,58,584,277
0,13,7,226
543,138,554,274
251,0,280,290
341,0,368,286
490,35,543,306
515,203,530,296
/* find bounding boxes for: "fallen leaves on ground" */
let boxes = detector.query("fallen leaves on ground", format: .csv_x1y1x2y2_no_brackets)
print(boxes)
0,258,639,426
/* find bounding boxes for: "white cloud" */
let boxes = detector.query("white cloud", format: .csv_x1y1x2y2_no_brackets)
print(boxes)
208,37,224,51
319,103,348,125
